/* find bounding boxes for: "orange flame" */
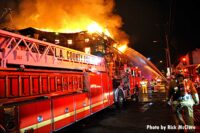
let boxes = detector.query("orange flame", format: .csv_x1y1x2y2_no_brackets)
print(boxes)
13,0,129,44
117,44,128,53
87,22,103,34
87,22,112,37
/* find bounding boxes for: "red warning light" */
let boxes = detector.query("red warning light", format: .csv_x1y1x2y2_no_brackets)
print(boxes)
182,57,186,65
183,68,188,72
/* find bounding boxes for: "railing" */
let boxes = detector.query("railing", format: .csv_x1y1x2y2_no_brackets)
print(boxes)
0,29,106,71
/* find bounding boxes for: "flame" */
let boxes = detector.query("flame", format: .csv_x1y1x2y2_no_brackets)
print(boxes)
87,22,103,34
13,0,129,44
87,22,112,37
112,43,118,48
113,43,128,53
117,44,128,53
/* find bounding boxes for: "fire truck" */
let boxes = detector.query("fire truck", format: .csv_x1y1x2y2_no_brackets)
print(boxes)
0,29,141,133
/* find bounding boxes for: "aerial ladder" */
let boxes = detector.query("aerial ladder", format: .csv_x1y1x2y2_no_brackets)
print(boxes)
0,29,106,103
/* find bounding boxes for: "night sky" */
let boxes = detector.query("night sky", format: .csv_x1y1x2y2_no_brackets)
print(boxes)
115,0,200,70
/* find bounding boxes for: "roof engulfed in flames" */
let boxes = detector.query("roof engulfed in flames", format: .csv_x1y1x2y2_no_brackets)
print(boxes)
13,0,129,47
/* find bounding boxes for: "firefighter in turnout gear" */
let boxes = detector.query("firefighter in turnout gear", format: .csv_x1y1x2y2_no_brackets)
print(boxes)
140,78,148,94
168,74,199,132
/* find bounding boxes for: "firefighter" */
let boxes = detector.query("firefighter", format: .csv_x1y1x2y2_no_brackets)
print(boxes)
140,78,148,94
123,73,131,96
114,80,125,108
168,74,199,132
150,79,156,91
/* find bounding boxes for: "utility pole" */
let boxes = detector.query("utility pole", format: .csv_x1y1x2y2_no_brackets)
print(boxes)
165,0,175,78
165,33,172,77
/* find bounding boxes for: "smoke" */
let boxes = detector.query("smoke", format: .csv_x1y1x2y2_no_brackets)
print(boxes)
13,0,129,44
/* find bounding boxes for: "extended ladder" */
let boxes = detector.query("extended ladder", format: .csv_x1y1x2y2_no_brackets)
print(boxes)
0,29,106,71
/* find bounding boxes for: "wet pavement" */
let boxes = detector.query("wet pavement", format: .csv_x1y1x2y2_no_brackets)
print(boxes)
57,89,200,133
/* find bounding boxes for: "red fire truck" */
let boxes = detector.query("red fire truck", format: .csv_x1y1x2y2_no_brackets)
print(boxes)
0,29,141,133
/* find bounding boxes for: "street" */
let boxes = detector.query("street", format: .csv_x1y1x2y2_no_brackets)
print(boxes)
57,90,191,133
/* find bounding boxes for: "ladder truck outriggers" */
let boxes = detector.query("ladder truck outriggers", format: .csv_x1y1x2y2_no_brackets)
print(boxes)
0,28,141,133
